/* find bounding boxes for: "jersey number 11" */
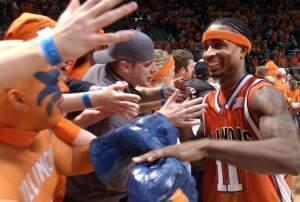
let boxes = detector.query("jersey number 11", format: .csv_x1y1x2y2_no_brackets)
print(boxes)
216,160,243,192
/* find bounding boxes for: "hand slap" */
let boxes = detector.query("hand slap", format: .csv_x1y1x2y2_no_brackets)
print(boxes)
54,0,138,60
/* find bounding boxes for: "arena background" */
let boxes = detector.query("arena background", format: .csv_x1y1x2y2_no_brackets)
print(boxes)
0,0,299,78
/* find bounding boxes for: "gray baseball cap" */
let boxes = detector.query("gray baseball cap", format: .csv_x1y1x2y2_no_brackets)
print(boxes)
93,30,155,64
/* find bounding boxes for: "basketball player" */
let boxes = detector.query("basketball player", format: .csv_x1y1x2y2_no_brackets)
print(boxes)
134,18,299,202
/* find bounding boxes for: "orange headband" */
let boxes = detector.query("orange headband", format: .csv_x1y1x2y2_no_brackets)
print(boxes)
202,30,252,53
152,56,175,81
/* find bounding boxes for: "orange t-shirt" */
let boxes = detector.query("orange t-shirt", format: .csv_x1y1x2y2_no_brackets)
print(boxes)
202,75,292,202
0,128,92,201
287,89,300,103
287,89,300,112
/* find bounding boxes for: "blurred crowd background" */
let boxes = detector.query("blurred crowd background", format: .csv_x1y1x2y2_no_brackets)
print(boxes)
0,0,299,73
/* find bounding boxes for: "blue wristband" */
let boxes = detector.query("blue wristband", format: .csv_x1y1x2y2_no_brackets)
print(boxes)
82,93,93,108
38,28,63,66
160,99,167,105
160,86,165,99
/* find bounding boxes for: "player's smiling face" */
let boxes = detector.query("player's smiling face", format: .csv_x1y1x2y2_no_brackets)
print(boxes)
202,25,246,80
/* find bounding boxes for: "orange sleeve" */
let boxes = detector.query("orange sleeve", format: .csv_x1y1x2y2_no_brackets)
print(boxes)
52,118,81,145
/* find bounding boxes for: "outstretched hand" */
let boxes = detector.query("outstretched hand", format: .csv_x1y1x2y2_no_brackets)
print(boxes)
158,91,207,127
54,0,138,60
132,139,209,163
73,107,113,128
92,81,140,118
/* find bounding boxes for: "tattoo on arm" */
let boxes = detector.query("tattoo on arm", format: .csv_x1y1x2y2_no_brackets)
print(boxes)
250,86,297,139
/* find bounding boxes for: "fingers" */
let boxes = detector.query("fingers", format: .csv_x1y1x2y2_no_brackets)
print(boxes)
119,101,140,111
119,93,141,103
113,101,139,117
175,93,186,103
89,0,123,18
57,0,80,27
132,148,170,163
109,81,128,91
84,109,102,115
118,108,139,118
67,0,80,13
91,2,138,30
183,97,204,108
173,77,185,90
93,31,134,46
184,103,207,115
164,91,179,105
132,140,209,163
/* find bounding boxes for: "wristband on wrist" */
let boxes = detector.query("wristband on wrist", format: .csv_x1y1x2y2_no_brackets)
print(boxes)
160,86,165,99
82,92,93,108
160,98,167,105
38,27,63,66
52,117,81,145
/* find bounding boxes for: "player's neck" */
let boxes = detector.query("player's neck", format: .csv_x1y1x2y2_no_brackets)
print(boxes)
219,72,247,97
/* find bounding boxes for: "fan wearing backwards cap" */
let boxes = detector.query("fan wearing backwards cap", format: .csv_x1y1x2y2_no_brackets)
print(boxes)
66,29,156,202
66,30,204,202
134,18,298,202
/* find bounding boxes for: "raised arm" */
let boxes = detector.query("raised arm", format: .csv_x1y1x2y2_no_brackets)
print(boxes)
60,82,140,118
0,0,137,90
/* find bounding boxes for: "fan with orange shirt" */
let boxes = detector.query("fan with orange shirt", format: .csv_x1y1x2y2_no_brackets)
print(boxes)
4,12,138,202
287,80,300,112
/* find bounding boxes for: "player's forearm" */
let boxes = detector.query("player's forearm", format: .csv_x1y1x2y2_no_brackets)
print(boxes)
0,39,47,89
204,137,300,175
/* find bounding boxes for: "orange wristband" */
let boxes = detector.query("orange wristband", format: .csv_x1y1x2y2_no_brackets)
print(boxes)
202,30,252,53
52,117,81,145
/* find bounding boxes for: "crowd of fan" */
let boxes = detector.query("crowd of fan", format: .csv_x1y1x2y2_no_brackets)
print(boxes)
1,0,300,68
136,0,300,67
0,0,68,34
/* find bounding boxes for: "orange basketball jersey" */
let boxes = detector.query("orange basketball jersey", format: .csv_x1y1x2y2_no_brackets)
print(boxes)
202,75,292,202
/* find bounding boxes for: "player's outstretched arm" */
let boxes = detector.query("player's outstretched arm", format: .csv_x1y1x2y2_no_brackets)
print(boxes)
134,87,300,175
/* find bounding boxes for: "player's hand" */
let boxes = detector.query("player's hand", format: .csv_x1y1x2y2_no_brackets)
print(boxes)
158,91,207,127
54,0,138,60
132,139,209,163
